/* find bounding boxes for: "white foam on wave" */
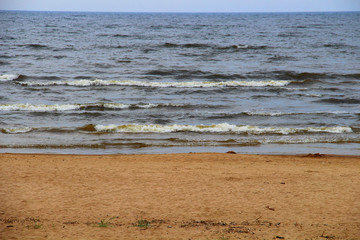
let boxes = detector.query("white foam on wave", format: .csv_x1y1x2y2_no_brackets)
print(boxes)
2,127,32,134
0,103,81,111
0,103,185,111
244,110,353,116
94,123,353,134
0,74,20,81
235,44,249,49
18,79,291,87
104,103,170,109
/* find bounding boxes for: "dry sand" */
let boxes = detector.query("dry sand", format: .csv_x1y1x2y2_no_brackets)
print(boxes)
0,152,359,240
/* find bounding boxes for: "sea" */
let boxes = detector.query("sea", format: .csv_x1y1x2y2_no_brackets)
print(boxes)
0,11,359,155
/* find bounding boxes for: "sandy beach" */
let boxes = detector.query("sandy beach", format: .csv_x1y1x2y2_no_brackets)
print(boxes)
0,152,359,239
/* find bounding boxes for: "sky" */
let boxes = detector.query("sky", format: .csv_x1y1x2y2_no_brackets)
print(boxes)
0,0,359,13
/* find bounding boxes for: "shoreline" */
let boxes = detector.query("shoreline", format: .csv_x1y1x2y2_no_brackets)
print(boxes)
1,152,360,157
1,153,359,239
2,142,359,156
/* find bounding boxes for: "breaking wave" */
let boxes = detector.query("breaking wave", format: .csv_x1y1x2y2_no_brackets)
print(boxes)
0,74,20,81
0,103,190,112
85,123,353,135
2,104,355,118
3,124,350,135
1,127,32,134
17,79,291,87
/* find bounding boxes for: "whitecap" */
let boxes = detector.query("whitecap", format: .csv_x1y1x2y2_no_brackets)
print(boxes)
18,79,291,88
0,103,81,111
2,127,32,134
243,111,354,116
0,74,20,81
0,103,188,112
93,123,353,134
235,44,249,49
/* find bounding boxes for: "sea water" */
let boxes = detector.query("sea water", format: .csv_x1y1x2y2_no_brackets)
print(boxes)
0,11,359,154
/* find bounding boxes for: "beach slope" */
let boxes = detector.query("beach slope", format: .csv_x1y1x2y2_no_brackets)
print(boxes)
0,153,359,239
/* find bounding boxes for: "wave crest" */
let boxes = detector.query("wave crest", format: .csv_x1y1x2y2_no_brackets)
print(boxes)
17,79,291,87
90,123,353,134
1,127,32,134
0,103,189,112
0,74,20,81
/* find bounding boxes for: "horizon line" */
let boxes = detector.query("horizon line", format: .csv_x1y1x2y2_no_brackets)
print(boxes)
1,9,359,14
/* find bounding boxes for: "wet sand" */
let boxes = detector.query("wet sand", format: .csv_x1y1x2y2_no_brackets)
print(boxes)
0,153,359,239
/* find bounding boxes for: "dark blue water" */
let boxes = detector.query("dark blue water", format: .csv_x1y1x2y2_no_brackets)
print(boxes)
0,11,359,154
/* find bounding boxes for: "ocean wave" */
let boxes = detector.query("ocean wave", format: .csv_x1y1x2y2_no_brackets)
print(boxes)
1,137,359,150
270,71,330,80
0,103,81,111
315,98,360,105
146,69,206,76
266,138,360,144
161,42,267,50
0,103,190,112
17,79,291,87
0,142,150,149
84,123,353,135
162,43,210,48
0,74,20,81
167,137,360,145
344,73,360,79
322,43,357,49
1,124,354,136
207,111,355,118
220,45,267,50
2,103,354,116
146,69,246,80
267,70,360,80
23,44,50,49
229,44,249,49
112,34,130,38
1,127,32,134
268,55,296,62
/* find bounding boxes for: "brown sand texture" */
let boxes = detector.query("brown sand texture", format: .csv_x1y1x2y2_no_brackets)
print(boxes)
0,153,359,240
